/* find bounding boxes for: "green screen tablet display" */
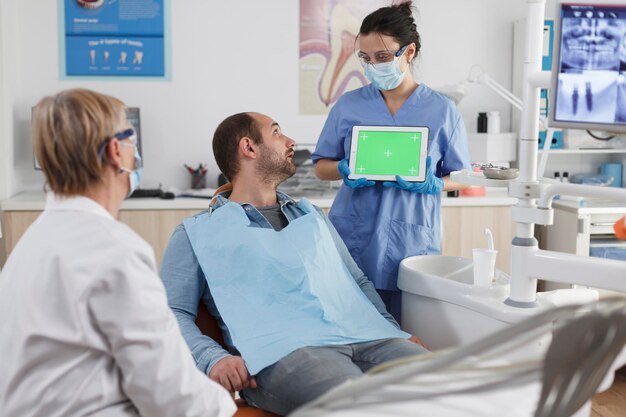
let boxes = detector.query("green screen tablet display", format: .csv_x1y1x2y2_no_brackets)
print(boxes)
348,126,429,182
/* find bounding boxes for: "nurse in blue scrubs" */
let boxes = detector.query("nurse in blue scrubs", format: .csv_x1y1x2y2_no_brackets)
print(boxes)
313,1,471,321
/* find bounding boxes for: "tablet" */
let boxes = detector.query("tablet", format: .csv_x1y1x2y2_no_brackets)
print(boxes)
348,126,429,182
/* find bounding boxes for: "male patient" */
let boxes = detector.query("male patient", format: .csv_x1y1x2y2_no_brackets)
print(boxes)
160,112,427,416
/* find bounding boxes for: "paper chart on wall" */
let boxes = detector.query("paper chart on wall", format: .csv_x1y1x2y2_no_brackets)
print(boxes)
299,0,386,115
62,0,167,78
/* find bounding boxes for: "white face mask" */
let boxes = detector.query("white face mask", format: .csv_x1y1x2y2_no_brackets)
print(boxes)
363,47,408,91
119,142,142,197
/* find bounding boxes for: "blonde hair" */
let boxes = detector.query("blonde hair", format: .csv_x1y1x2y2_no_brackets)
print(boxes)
32,89,127,196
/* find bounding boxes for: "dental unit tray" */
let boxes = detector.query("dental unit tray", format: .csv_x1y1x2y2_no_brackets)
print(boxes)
450,169,512,187
482,167,519,180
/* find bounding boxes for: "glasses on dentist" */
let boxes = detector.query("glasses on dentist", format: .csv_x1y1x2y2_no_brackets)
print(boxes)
356,45,410,91
356,44,409,67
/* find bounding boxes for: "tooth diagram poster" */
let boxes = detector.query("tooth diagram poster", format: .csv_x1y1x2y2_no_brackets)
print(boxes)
62,0,168,77
299,0,386,114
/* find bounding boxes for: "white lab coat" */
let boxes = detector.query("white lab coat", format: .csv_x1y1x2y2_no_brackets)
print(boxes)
0,194,236,417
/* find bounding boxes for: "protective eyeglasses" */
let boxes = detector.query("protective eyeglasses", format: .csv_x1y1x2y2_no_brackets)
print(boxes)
97,128,136,157
356,44,408,67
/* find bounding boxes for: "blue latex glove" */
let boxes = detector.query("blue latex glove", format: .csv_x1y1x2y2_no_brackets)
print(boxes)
338,159,375,189
382,156,444,194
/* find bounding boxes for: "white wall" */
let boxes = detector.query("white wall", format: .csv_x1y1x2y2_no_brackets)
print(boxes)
0,0,19,201
2,0,542,192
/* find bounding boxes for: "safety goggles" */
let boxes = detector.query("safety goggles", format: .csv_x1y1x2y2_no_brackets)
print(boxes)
356,44,408,67
97,128,136,157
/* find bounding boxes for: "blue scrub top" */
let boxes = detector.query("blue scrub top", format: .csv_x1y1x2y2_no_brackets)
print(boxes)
312,83,471,291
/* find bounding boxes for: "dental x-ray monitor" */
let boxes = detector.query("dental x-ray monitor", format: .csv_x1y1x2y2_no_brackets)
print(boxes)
33,107,142,170
549,0,626,133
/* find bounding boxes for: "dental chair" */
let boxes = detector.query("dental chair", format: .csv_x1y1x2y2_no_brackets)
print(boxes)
290,298,626,417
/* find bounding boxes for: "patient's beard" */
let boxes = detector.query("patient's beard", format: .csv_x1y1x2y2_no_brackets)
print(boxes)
256,144,296,185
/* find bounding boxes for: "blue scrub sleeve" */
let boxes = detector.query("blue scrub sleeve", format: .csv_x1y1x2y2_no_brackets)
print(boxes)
440,114,472,176
320,211,402,330
312,105,345,163
160,224,231,375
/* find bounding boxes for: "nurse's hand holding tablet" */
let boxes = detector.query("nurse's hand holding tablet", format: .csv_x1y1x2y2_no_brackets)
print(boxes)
338,159,374,189
382,156,443,194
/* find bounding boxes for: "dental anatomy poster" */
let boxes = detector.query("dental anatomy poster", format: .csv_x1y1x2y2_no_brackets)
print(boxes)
299,0,386,114
62,0,167,77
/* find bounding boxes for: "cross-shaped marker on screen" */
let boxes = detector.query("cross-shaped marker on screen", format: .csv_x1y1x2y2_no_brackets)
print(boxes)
360,133,368,141
384,149,392,157
411,134,419,142
358,165,366,173
408,167,417,175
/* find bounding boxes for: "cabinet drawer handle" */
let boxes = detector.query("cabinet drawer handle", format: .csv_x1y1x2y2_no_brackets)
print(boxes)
590,222,618,227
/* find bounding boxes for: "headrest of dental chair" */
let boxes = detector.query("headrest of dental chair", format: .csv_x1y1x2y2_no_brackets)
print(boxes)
210,183,233,206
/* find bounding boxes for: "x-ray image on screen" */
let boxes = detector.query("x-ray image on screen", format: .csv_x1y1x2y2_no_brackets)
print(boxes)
560,14,624,72
550,2,626,132
555,72,620,124
617,75,626,123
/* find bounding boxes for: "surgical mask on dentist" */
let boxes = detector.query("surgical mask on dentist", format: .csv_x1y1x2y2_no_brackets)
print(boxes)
364,53,408,91
119,144,142,196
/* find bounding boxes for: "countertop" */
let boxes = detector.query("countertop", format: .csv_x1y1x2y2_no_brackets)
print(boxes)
0,191,337,211
1,189,518,211
552,198,626,215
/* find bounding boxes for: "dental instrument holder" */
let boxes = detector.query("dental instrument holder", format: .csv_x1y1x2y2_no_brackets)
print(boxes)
453,0,626,308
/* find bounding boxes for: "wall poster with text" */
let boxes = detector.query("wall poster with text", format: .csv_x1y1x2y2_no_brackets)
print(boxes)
299,0,386,115
62,0,168,78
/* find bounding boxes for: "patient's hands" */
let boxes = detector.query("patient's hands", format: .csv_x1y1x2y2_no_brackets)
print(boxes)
408,335,428,350
209,356,257,392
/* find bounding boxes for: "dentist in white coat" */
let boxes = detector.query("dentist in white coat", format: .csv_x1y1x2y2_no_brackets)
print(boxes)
0,89,236,417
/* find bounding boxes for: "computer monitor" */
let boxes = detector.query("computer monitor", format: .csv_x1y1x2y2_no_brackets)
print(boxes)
33,106,142,170
548,0,626,133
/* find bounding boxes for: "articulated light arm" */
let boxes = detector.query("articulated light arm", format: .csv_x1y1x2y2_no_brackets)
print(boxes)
468,65,524,111
466,64,556,177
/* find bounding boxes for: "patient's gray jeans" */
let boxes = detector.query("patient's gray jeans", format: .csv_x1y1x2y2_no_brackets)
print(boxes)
242,338,427,416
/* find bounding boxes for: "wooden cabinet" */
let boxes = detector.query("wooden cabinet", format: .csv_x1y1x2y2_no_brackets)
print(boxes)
3,211,41,258
441,206,515,274
117,210,199,264
3,209,198,266
2,194,516,272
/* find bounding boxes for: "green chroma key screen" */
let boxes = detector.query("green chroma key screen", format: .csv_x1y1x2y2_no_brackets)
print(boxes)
353,129,425,177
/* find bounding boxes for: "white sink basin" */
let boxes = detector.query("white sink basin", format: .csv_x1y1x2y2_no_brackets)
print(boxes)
400,255,474,285
398,255,519,350
398,255,510,297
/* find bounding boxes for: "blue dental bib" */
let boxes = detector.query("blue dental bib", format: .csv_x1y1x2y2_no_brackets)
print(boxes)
183,198,408,374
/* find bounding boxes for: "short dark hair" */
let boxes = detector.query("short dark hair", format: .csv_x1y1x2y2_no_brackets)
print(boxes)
359,1,421,60
212,112,263,181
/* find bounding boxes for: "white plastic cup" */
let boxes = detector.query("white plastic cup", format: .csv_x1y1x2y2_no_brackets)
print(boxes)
473,248,498,287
